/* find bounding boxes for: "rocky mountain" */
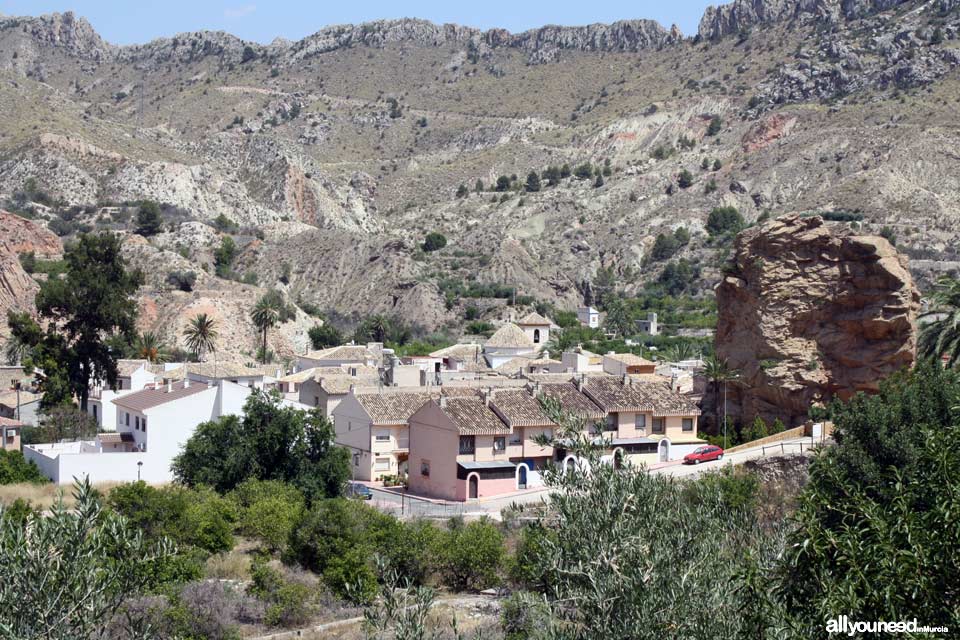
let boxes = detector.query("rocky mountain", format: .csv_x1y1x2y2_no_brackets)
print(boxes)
0,0,957,361
715,214,919,426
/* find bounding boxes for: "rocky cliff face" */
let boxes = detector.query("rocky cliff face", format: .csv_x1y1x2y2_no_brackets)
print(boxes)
2,12,680,70
698,0,912,40
0,211,63,343
715,215,919,426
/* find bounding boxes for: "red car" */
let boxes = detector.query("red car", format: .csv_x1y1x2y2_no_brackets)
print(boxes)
683,445,724,465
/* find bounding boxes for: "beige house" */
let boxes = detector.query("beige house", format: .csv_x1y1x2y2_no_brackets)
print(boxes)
601,353,657,376
298,366,381,417
332,390,437,481
408,395,517,501
297,344,382,370
0,416,23,451
580,375,703,465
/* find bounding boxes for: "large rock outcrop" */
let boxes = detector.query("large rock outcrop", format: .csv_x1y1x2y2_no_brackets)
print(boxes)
715,214,919,426
0,211,62,343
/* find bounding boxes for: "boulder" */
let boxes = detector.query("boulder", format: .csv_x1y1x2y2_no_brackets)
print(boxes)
715,214,918,426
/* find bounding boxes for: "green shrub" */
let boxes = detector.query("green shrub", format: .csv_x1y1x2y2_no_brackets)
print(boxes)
0,450,46,485
231,479,304,552
135,200,163,236
324,547,378,604
706,115,722,136
677,169,694,189
440,518,504,590
706,206,744,236
308,323,343,349
422,232,447,252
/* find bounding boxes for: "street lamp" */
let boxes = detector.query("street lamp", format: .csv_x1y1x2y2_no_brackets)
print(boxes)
137,461,143,481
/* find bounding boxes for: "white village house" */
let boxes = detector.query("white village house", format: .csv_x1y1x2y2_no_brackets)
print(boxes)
25,379,307,485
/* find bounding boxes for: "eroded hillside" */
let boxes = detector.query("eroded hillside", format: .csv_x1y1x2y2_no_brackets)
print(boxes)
0,0,958,358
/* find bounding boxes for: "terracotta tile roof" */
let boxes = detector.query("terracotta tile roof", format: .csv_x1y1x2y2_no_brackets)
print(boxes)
117,359,150,377
355,391,438,425
485,323,534,348
320,374,382,395
164,363,280,380
489,389,557,428
0,390,40,406
98,432,135,444
493,356,532,372
538,382,605,419
0,416,24,427
440,396,510,435
516,312,553,326
605,353,656,367
582,377,700,415
113,380,211,412
429,343,482,360
304,345,374,361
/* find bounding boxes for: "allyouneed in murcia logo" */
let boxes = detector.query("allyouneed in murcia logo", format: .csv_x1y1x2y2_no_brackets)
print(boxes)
826,615,949,636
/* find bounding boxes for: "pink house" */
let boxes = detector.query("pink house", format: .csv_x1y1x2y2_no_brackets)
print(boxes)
408,395,517,501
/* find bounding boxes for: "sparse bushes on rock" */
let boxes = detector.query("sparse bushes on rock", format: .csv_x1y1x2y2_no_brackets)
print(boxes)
422,232,447,252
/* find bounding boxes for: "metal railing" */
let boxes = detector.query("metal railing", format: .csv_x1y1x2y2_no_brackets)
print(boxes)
760,438,818,456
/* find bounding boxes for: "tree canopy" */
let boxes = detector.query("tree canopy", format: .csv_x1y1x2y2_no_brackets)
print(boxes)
7,233,143,410
172,390,350,502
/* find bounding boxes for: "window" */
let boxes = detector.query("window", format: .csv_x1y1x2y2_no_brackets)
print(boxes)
92,405,98,419
509,434,522,445
125,413,129,426
652,418,665,434
682,418,693,432
135,416,140,430
533,329,541,344
375,434,391,442
635,414,646,430
604,415,617,431
353,453,360,467
4,429,14,444
493,436,506,452
420,460,430,477
314,396,320,406
459,435,475,455
374,457,391,471
142,419,147,433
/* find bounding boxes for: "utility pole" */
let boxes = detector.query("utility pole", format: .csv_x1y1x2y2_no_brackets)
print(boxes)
722,381,727,449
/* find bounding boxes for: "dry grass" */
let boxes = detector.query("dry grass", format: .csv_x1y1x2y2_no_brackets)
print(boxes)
0,481,123,509
204,550,253,581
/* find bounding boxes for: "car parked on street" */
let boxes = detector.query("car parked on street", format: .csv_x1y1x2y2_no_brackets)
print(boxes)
683,445,724,465
346,481,373,499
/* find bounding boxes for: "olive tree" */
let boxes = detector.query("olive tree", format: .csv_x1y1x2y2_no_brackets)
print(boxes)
0,479,174,639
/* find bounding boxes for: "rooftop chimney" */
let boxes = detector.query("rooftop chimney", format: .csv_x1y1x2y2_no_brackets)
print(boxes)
166,382,172,393
184,378,190,389
483,388,492,407
622,373,631,386
575,375,585,391
439,395,448,409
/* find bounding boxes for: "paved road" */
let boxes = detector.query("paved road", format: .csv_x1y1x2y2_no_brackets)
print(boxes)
367,436,827,518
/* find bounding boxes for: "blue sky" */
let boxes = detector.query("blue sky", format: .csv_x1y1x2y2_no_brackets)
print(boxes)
0,1,718,44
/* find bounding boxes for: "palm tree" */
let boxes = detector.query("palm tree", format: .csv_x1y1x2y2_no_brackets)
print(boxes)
251,297,281,363
919,277,960,367
663,342,696,363
135,331,168,364
702,354,740,448
3,334,30,366
183,313,218,375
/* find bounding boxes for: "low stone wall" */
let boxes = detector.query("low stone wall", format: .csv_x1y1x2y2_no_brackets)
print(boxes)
726,426,806,453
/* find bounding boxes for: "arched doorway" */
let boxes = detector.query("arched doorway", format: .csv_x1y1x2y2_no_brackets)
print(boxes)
657,439,671,462
468,473,479,499
562,454,577,475
516,463,529,490
613,448,625,469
